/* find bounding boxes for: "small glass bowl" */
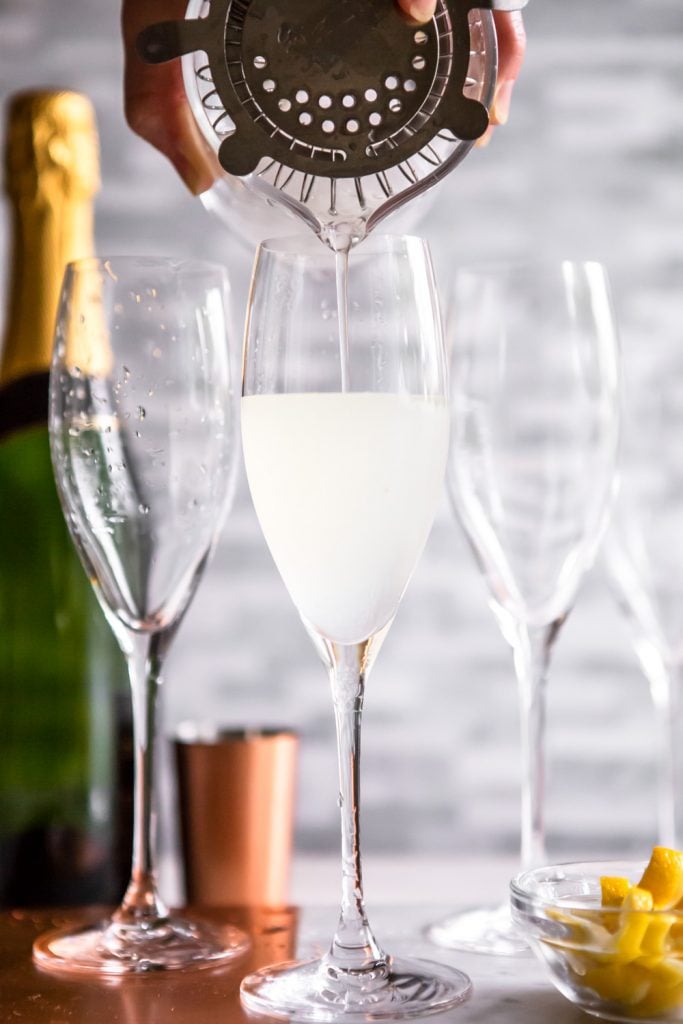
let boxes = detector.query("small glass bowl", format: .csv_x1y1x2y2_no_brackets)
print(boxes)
511,861,683,1023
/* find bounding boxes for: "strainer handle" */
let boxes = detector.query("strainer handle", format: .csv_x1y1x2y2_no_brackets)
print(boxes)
137,19,204,63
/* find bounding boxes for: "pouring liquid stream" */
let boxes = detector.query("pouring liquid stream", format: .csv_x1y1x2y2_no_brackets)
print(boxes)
335,249,351,393
327,224,359,395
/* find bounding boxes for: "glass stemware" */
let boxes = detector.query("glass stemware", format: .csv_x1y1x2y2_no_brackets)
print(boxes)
33,256,247,974
427,261,620,955
603,276,683,849
239,235,471,1020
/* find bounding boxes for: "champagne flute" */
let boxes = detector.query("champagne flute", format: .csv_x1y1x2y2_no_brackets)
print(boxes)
603,290,683,849
33,256,247,974
239,235,471,1020
427,261,619,955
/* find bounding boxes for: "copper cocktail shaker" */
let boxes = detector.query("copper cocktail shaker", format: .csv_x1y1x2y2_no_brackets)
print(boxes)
175,727,298,907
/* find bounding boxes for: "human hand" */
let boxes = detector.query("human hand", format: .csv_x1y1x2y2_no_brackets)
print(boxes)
405,2,526,143
483,9,526,142
122,0,526,194
122,0,219,195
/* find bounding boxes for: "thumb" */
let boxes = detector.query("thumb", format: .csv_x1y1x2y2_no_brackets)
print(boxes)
396,0,436,25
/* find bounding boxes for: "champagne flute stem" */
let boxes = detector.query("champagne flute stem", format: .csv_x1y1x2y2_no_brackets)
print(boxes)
327,642,385,971
653,684,675,848
513,622,558,871
666,665,683,849
648,658,683,848
115,629,169,924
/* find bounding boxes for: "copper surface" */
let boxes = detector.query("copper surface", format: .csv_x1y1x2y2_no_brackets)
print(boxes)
175,729,298,907
0,905,297,1023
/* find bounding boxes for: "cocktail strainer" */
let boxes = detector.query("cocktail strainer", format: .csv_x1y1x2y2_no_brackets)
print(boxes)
138,0,526,245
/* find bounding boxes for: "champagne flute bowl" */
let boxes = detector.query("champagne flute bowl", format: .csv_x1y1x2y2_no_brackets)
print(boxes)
428,260,620,956
33,256,247,975
239,234,471,1021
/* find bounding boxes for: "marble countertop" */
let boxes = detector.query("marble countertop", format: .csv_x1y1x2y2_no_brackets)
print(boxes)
291,855,586,1023
290,853,521,907
294,904,585,1024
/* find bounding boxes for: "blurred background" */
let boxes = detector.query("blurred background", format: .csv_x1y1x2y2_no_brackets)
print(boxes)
1,0,682,867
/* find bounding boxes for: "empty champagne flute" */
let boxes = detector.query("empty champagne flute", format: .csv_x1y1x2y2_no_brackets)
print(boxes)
239,235,472,1020
427,261,619,955
603,279,683,849
33,256,247,974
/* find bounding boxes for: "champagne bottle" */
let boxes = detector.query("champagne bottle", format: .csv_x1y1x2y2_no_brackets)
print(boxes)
0,91,132,907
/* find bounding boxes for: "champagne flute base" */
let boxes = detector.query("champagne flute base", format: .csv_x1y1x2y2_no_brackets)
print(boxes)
240,954,472,1021
426,904,529,957
32,913,249,976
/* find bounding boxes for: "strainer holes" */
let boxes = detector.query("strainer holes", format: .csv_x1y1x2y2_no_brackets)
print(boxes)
365,88,378,102
295,89,309,104
412,55,427,71
414,30,428,44
322,119,335,134
345,118,360,134
342,94,357,109
388,97,403,113
369,112,382,127
278,98,292,112
253,55,267,69
384,75,399,90
262,78,277,93
404,79,417,93
299,111,313,126
318,94,333,109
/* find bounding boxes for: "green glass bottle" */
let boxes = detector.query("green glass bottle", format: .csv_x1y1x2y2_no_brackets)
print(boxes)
0,91,131,907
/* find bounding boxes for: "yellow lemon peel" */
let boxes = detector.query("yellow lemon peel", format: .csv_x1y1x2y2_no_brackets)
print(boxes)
638,847,683,910
601,875,631,908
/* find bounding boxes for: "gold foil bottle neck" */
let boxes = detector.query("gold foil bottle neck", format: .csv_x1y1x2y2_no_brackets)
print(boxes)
5,90,100,202
1,90,102,387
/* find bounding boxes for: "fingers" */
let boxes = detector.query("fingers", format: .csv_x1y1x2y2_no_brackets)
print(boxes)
476,10,526,147
491,10,526,126
396,0,437,25
394,4,525,144
121,0,222,194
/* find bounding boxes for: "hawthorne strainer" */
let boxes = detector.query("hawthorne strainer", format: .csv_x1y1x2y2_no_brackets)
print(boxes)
138,0,526,245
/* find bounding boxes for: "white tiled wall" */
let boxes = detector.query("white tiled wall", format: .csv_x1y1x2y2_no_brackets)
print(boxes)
1,0,681,859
